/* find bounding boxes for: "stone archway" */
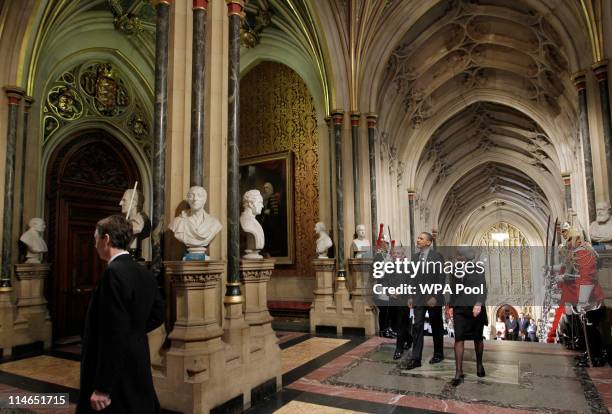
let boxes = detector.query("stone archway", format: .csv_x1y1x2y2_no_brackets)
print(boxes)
496,304,519,323
45,130,140,340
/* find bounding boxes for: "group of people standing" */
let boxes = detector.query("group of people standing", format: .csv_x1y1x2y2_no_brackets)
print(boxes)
374,232,487,386
495,313,537,341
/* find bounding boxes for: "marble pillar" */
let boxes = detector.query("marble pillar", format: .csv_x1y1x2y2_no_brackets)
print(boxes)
562,173,572,214
332,111,345,278
1,86,24,291
325,116,334,234
152,0,171,280
225,0,244,303
408,190,416,256
350,112,361,231
593,61,612,202
18,96,33,235
190,0,208,187
366,114,378,244
572,72,596,222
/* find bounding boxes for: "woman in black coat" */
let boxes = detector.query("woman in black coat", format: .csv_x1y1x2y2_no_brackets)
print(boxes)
449,246,487,386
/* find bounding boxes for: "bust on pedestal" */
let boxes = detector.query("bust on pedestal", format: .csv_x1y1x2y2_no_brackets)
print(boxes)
169,186,222,260
351,224,371,258
315,222,333,258
119,188,151,259
240,190,265,259
590,202,612,249
19,218,47,264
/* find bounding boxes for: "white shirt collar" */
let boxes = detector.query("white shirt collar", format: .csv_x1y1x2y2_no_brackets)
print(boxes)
109,251,130,263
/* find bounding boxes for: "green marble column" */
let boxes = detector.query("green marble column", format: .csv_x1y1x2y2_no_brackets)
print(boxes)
350,112,361,231
151,0,171,280
332,110,346,279
18,96,33,234
224,0,244,303
1,86,24,291
408,191,416,257
190,0,208,186
325,116,334,236
366,114,378,244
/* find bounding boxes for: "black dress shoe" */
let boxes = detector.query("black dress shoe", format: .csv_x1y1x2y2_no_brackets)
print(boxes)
451,373,465,386
429,356,444,364
476,366,486,377
393,350,403,360
400,359,421,370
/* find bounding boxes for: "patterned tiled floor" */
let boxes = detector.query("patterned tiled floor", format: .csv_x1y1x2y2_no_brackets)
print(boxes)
0,355,80,389
0,333,610,413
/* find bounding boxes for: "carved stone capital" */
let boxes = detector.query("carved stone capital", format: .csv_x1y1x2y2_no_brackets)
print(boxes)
4,86,25,105
348,258,372,273
312,258,336,272
14,263,51,280
239,258,275,283
164,260,224,288
593,59,609,81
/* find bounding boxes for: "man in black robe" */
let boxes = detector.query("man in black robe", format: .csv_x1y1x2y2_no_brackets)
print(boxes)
77,214,164,413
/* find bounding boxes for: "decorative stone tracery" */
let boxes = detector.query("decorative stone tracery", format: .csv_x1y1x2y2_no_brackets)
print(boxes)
43,62,152,159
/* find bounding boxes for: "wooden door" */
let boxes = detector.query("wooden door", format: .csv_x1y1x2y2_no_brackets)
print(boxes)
46,131,140,340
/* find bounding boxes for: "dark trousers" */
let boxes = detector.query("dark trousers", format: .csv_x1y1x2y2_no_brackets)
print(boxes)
375,298,392,332
411,306,444,362
395,306,412,351
585,306,610,360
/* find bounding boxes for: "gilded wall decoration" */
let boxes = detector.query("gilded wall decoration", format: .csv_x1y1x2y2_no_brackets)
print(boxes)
42,62,152,160
240,61,319,278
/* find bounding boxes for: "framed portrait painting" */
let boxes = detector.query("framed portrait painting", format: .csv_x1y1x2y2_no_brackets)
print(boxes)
239,151,294,264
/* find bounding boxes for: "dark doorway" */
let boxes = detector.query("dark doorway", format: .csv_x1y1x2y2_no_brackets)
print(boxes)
496,304,519,322
46,131,140,341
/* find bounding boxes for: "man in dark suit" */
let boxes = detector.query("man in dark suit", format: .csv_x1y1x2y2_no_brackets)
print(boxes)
78,215,164,413
505,314,518,341
517,312,530,341
400,232,445,370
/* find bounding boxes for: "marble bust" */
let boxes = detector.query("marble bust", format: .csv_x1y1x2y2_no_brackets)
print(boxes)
590,201,612,248
315,222,333,258
240,190,265,259
119,188,150,249
19,218,48,264
168,186,222,260
351,224,371,258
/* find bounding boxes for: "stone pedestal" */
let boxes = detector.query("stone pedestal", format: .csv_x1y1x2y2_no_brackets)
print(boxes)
155,260,226,413
239,259,281,401
347,258,376,335
240,259,274,328
311,258,335,312
13,264,52,346
310,258,336,332
0,289,14,356
0,264,52,357
310,258,376,335
154,259,280,413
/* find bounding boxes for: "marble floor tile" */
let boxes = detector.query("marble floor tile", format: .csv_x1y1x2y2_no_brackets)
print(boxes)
0,356,80,389
273,401,366,413
282,337,350,374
